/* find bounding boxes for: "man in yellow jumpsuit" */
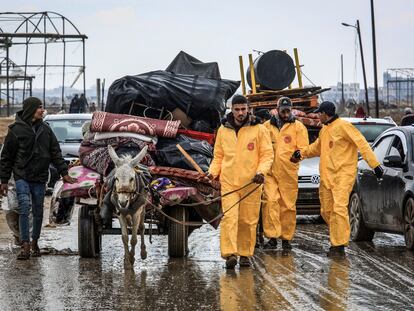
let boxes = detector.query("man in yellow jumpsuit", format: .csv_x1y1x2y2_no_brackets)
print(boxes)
262,97,309,250
291,101,383,257
209,95,273,268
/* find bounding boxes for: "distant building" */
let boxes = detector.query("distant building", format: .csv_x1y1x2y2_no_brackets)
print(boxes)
323,83,361,104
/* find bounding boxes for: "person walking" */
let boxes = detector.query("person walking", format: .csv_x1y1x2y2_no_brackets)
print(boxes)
0,97,76,260
262,97,309,250
291,101,383,257
208,95,273,268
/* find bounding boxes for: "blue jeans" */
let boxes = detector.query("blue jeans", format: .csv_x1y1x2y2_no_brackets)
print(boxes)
15,179,46,242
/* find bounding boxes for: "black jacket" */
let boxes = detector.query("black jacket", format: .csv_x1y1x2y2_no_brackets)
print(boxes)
0,112,68,183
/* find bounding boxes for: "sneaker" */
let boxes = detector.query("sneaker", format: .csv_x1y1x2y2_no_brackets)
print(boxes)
239,256,252,267
327,245,345,258
263,238,278,250
282,240,292,250
225,255,238,269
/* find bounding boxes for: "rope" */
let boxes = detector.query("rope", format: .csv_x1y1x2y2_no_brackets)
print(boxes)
149,181,256,207
144,183,261,227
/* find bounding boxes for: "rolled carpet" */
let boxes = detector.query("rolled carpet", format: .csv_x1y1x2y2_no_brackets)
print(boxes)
90,111,180,138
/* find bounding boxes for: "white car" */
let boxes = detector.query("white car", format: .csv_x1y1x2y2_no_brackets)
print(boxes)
296,117,396,215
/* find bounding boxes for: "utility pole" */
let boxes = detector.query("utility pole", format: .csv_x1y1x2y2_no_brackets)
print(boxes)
341,54,345,108
342,20,370,116
371,0,380,117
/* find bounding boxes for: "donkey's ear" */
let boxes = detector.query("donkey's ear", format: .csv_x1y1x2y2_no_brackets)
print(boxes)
108,145,122,167
130,145,148,168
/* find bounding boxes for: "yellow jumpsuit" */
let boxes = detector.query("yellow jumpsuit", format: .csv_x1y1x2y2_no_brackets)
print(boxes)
302,117,380,246
263,119,309,240
209,119,273,258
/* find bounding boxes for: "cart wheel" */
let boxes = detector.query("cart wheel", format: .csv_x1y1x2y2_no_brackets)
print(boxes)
78,205,97,258
168,206,189,258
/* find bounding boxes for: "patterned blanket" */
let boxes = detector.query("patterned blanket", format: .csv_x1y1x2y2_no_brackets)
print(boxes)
79,136,155,176
90,111,180,138
61,166,100,198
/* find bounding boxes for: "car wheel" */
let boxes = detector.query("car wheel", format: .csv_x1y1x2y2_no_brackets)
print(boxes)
404,198,414,250
349,192,374,241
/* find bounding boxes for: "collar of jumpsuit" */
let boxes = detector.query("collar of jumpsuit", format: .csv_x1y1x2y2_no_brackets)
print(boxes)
270,114,295,130
223,112,261,133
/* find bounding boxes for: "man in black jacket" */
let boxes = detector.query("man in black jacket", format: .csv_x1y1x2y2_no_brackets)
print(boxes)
0,97,75,260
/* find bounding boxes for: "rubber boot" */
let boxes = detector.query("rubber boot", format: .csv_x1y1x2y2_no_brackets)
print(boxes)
31,240,41,257
17,242,30,260
263,238,278,250
225,255,238,269
282,240,292,250
239,256,252,267
327,245,345,258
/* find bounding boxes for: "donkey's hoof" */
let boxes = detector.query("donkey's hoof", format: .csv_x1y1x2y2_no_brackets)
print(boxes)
141,250,147,260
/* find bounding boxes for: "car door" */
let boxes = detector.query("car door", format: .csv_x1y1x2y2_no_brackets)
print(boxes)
358,135,394,225
380,133,407,230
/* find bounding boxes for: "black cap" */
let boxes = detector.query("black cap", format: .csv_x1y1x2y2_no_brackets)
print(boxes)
277,97,292,110
314,101,336,116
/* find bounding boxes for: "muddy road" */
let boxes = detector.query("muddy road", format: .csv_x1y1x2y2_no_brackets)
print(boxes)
0,200,413,311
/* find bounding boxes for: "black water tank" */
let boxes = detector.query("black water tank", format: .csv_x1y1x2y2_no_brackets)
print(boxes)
246,50,296,91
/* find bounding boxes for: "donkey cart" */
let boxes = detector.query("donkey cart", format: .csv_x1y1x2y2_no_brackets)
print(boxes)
77,166,221,259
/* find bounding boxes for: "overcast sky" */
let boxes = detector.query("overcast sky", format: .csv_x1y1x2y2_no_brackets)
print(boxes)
0,0,413,91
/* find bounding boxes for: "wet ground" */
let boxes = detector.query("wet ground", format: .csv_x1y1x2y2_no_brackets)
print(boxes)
0,199,413,311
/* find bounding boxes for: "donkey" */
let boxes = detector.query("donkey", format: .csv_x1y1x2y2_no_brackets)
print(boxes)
107,145,149,268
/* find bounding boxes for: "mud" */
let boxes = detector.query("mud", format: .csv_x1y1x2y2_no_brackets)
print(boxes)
0,200,413,311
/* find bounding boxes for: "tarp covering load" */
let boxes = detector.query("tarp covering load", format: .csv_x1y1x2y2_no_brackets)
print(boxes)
105,70,239,129
90,111,180,138
166,51,221,79
155,135,213,172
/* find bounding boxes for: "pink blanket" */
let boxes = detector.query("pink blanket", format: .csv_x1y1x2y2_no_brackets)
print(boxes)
90,111,180,138
61,166,100,198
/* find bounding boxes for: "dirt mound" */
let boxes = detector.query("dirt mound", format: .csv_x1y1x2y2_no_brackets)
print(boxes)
0,117,14,144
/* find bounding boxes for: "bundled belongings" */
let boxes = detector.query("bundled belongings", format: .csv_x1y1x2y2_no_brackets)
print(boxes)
105,70,239,129
80,135,155,176
155,135,213,172
80,114,158,176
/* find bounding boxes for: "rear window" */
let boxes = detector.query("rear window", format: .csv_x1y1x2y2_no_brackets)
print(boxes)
46,119,89,142
353,123,394,143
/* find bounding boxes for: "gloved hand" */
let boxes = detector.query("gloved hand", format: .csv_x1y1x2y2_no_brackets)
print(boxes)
374,165,384,179
290,150,301,163
252,173,265,184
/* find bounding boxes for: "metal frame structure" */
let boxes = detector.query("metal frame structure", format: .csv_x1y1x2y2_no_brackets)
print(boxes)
386,68,414,107
0,12,87,115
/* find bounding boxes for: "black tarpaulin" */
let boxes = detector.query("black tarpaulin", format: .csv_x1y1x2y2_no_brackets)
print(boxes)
105,70,239,128
166,51,221,79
